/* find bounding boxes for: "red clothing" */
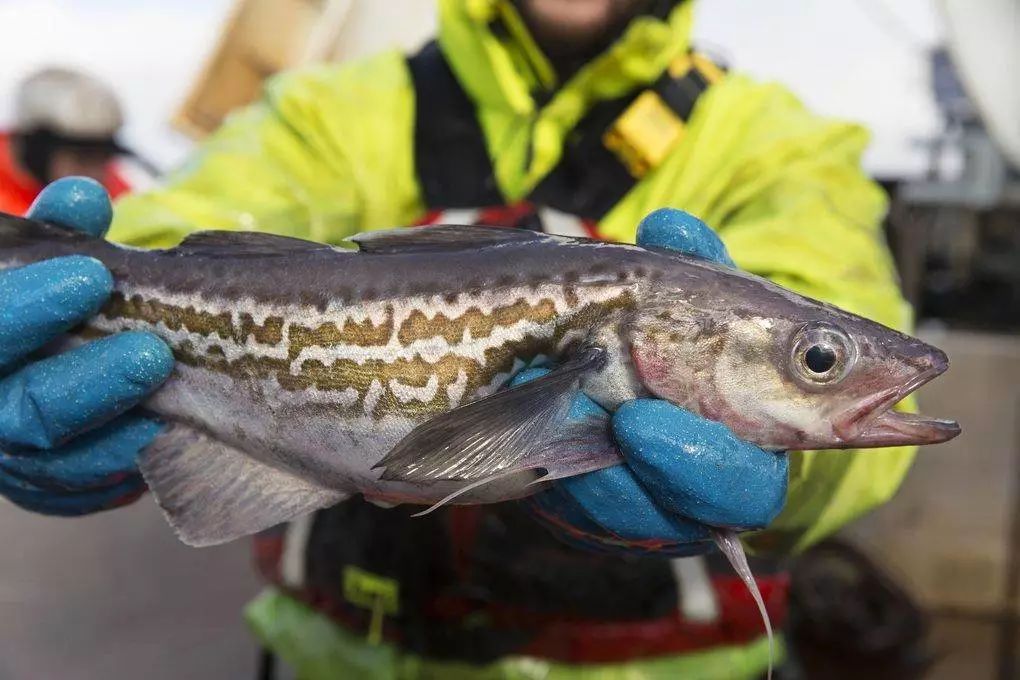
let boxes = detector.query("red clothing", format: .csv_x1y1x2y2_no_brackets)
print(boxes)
0,132,130,215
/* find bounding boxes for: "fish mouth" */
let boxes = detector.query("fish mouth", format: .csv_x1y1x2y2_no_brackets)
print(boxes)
834,351,961,448
851,410,961,447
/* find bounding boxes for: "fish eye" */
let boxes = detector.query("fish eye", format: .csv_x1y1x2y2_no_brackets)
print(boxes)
790,322,856,386
805,345,836,373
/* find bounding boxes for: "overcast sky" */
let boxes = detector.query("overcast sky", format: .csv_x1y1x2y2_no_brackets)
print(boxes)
0,0,945,179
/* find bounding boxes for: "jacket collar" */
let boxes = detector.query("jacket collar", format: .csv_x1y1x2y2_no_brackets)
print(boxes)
437,0,696,116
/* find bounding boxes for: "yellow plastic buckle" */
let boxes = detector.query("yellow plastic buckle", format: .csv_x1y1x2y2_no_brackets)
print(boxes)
342,565,400,645
669,52,725,84
603,90,686,179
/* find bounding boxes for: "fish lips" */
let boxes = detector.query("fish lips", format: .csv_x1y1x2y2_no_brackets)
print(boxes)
834,350,961,448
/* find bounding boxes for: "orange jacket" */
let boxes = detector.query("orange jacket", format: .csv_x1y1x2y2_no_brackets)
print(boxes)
0,131,130,215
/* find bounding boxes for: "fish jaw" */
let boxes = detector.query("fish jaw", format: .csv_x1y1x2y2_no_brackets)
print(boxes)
844,411,961,447
831,347,960,448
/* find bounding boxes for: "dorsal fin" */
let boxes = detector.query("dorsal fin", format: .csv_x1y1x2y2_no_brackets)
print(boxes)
350,225,551,254
173,230,338,258
0,213,91,246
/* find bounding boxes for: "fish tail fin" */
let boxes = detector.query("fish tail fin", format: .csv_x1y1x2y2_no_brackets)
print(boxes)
712,528,774,680
140,424,349,547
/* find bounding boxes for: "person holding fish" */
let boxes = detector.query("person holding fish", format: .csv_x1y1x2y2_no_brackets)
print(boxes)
0,1,959,678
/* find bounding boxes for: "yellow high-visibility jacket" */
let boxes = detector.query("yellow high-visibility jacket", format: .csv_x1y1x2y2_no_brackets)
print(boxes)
110,1,915,677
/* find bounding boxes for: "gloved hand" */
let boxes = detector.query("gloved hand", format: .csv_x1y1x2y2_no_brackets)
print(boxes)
518,209,789,556
0,177,173,516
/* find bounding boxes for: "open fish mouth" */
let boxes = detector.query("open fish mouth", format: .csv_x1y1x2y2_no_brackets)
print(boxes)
853,410,961,447
835,351,961,448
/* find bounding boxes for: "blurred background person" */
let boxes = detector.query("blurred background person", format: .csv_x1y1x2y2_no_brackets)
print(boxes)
0,67,132,214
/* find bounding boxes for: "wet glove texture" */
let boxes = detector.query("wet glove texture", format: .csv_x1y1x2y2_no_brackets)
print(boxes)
0,178,172,515
520,209,789,555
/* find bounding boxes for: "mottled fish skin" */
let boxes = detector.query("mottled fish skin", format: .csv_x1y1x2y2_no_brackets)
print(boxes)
0,221,654,502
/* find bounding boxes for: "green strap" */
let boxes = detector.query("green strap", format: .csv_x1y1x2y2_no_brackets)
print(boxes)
246,588,782,680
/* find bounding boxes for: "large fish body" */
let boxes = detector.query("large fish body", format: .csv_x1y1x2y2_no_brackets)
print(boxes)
0,215,959,547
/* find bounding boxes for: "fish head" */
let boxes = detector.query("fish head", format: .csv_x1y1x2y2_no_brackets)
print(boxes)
629,267,960,450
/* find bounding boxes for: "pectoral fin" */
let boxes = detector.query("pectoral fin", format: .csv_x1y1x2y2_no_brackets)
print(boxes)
140,425,348,547
529,414,622,481
374,347,609,483
409,413,622,517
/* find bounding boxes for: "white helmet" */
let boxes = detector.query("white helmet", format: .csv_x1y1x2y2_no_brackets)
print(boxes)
14,67,123,139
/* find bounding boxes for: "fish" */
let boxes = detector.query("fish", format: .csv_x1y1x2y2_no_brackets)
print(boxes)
0,213,960,677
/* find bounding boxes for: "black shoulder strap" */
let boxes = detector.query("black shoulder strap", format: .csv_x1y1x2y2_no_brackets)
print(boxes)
408,43,723,218
407,41,503,209
531,53,724,219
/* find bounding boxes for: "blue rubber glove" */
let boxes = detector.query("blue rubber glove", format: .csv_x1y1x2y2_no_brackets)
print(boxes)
0,177,173,516
518,209,789,555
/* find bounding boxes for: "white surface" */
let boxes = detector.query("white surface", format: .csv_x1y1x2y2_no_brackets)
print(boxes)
694,0,945,178
0,0,233,170
939,0,1020,168
0,1,949,179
